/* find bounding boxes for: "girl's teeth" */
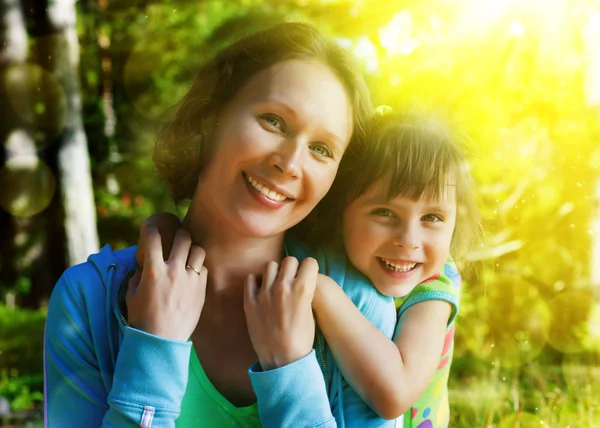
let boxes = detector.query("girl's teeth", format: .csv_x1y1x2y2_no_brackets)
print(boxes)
246,174,287,202
380,258,417,272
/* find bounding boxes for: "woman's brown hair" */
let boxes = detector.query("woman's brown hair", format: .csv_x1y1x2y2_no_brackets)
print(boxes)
153,22,372,203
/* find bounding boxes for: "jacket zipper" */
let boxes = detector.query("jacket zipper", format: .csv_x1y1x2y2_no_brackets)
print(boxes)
115,268,132,327
117,303,130,327
316,330,328,388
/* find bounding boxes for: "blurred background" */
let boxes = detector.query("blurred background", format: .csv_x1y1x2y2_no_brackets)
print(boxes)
1,0,599,426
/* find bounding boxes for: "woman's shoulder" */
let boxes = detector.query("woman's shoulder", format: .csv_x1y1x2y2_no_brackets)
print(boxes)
52,245,138,313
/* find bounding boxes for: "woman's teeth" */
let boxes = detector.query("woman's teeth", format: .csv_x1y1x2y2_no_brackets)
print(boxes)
246,174,288,202
379,258,417,272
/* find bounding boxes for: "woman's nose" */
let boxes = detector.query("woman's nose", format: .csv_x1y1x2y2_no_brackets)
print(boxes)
270,138,304,179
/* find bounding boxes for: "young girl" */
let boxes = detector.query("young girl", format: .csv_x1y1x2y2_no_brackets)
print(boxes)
308,111,482,427
140,111,481,427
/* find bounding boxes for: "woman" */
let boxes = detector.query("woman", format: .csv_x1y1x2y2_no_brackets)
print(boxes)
44,22,396,427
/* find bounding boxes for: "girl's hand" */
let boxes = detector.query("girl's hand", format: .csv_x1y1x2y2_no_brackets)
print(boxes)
244,256,319,370
127,227,207,342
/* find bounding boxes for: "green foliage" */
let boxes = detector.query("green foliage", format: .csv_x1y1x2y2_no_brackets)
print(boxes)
0,372,43,412
0,306,45,419
0,305,45,381
449,356,600,426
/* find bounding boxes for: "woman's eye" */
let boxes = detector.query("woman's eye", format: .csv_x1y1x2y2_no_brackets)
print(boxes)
372,208,395,218
310,144,333,159
422,213,444,222
260,114,284,131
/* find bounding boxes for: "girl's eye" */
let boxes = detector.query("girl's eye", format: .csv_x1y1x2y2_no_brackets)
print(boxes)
260,114,285,131
422,213,444,222
310,144,333,159
372,208,395,218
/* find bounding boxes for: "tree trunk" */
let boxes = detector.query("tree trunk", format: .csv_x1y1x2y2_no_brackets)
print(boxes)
0,0,44,306
26,0,99,267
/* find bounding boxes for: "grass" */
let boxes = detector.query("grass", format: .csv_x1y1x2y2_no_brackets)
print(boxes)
449,358,600,427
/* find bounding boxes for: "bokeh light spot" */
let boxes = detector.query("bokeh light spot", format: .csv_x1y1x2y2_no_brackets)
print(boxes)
548,290,596,354
0,156,56,217
2,64,67,148
464,274,550,367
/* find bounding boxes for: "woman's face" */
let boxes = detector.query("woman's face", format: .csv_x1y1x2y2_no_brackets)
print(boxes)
194,59,354,238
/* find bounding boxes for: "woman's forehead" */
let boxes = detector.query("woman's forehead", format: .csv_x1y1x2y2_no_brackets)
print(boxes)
235,59,354,143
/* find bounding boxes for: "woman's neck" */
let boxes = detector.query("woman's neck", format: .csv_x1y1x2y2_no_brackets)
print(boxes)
181,207,285,297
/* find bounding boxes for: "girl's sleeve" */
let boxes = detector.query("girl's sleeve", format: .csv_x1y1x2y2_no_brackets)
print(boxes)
44,265,192,427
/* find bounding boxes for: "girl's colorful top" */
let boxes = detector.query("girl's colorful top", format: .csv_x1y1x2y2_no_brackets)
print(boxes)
394,261,462,428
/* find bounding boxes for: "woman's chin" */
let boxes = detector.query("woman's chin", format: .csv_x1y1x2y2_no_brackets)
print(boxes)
230,213,289,239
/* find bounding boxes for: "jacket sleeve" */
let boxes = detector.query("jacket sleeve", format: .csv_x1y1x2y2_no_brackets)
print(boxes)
44,267,192,427
248,350,337,428
247,282,398,428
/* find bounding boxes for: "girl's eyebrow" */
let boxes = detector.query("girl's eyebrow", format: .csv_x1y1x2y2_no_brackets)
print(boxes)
362,194,455,214
423,204,454,214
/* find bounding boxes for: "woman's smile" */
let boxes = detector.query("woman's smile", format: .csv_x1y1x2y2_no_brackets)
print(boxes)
243,172,294,208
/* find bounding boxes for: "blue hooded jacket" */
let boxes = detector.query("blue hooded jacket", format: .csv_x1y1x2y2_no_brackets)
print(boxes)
44,240,398,427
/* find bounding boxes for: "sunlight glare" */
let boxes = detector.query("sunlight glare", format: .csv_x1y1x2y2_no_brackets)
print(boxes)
378,10,420,56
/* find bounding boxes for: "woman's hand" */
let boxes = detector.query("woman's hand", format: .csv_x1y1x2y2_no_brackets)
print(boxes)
243,256,319,371
127,227,208,342
135,212,182,267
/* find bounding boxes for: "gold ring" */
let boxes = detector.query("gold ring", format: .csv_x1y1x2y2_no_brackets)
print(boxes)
185,265,201,275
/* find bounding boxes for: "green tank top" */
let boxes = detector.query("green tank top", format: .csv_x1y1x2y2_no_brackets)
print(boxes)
176,347,261,427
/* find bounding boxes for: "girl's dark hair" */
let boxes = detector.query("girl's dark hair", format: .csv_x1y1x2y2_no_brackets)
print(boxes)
154,22,372,203
302,111,483,259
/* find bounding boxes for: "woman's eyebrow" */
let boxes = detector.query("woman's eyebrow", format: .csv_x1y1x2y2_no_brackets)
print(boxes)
257,99,298,120
257,99,344,147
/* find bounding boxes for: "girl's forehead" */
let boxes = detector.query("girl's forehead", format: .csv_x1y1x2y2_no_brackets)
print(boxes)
359,177,457,205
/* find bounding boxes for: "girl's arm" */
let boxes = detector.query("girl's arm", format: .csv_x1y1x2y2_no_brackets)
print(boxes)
313,274,451,420
247,258,397,428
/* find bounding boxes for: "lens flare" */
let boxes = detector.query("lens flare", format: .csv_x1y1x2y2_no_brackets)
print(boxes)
463,273,550,368
548,290,597,354
0,156,56,217
2,64,67,148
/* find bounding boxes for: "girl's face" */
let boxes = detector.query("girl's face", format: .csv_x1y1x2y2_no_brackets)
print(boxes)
193,59,354,239
342,179,457,297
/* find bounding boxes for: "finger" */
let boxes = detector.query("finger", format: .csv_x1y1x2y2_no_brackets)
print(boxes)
139,227,164,267
243,274,258,314
135,245,145,269
261,261,279,292
186,245,206,274
142,212,181,260
195,266,208,310
276,256,299,284
168,228,192,265
126,269,142,308
294,257,319,294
